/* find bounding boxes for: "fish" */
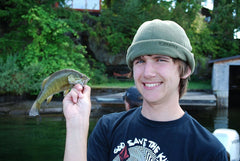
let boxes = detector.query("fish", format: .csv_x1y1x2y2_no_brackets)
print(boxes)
29,69,90,116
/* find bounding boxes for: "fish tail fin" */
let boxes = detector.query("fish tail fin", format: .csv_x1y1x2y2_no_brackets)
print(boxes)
29,101,40,116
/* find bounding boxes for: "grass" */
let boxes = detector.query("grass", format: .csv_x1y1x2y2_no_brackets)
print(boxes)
188,80,211,90
91,79,134,88
91,78,211,90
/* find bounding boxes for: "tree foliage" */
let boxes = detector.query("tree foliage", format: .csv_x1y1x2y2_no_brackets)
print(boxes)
0,0,107,95
209,0,240,58
0,0,239,94
18,6,89,73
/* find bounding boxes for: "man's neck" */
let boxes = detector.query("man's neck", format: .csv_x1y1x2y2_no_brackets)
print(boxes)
141,100,184,122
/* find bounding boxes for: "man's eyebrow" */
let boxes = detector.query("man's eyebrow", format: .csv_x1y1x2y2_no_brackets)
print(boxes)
134,56,143,60
152,55,170,59
135,55,152,59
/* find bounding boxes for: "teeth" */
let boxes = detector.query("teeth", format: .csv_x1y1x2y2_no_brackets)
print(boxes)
145,83,160,87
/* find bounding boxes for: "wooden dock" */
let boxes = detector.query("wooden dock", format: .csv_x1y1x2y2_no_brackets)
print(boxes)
0,90,216,116
94,91,217,110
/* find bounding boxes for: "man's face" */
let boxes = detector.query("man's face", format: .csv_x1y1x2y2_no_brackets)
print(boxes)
133,54,181,105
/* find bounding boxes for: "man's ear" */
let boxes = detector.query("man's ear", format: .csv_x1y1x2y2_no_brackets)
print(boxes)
125,101,130,111
181,66,191,79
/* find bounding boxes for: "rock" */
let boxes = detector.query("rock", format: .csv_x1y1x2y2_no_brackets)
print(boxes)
88,37,126,65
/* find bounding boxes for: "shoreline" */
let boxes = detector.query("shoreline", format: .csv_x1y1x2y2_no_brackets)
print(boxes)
0,90,216,116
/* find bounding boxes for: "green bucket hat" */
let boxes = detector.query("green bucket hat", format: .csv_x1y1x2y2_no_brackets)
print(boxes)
126,19,195,74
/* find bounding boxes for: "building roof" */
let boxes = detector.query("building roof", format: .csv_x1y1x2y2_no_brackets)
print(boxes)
208,55,240,64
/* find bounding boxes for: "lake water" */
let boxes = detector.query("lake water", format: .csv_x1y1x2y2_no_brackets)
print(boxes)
0,108,239,161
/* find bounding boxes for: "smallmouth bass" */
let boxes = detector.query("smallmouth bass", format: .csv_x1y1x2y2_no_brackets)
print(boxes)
29,69,90,116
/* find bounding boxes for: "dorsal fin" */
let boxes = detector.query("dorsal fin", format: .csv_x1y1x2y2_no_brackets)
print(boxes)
41,76,50,89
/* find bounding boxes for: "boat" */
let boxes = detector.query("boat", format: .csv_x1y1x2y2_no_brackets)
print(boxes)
213,128,240,161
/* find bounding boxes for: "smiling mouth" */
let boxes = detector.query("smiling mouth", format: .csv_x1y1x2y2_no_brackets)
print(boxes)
144,83,161,88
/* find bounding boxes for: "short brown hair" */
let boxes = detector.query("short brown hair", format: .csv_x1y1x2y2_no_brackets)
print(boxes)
173,59,190,98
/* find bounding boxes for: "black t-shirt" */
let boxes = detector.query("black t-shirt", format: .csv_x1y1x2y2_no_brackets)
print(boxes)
88,107,228,161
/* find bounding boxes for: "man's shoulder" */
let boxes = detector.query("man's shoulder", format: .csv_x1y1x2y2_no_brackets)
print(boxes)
185,113,226,151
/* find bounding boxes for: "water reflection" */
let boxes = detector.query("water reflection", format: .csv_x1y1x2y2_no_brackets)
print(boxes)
0,115,66,161
186,108,239,134
214,109,229,129
0,108,239,161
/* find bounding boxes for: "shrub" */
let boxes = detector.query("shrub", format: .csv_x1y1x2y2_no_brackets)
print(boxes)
0,55,44,95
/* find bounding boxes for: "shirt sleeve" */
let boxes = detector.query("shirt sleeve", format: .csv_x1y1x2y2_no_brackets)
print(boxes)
212,148,229,161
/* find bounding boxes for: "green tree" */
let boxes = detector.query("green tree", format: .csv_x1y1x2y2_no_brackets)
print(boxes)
18,6,89,74
0,0,62,56
0,0,107,95
209,0,240,58
91,0,174,55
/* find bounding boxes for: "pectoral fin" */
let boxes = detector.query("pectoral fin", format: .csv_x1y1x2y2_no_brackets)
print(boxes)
46,95,53,104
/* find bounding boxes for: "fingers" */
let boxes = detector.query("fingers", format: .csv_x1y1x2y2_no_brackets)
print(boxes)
74,84,83,92
63,84,91,121
71,84,83,104
66,84,91,104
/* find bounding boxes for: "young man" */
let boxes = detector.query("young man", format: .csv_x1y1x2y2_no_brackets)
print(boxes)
63,19,228,161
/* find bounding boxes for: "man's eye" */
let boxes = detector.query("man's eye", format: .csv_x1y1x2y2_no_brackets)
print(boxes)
157,59,165,62
134,59,144,64
157,58,168,62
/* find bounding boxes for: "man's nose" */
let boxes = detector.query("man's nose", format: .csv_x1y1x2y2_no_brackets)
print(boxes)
143,62,156,78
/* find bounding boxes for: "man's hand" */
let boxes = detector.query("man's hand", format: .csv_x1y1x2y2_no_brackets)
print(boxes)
63,84,91,121
63,84,91,161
